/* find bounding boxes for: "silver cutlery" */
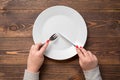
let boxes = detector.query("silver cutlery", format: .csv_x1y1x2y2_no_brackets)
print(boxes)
39,33,58,49
58,33,76,47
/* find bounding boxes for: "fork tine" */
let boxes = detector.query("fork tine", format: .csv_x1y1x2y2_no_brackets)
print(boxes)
49,33,58,41
53,34,57,39
53,34,57,38
38,33,58,49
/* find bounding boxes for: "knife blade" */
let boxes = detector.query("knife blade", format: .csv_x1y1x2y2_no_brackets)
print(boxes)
58,33,76,47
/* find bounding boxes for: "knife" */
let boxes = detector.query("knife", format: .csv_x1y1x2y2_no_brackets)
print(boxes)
58,33,77,47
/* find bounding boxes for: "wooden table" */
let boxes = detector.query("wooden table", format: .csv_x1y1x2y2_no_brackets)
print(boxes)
0,0,120,80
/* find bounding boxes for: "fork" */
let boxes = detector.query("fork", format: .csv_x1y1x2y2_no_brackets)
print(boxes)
39,33,58,49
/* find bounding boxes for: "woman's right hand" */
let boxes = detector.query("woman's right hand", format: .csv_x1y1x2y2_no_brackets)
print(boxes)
76,47,98,71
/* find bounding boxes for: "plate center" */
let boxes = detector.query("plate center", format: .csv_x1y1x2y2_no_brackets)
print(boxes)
41,15,77,50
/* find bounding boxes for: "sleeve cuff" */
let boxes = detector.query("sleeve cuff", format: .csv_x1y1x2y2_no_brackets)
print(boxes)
23,69,39,80
83,66,102,80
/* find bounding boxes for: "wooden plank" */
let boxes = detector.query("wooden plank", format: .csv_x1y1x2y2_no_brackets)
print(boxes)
0,64,119,76
0,53,119,65
0,10,120,21
0,20,120,38
0,64,120,80
85,37,120,51
0,0,119,80
0,37,120,51
0,10,120,37
0,54,28,64
0,37,119,65
0,0,120,10
0,38,33,50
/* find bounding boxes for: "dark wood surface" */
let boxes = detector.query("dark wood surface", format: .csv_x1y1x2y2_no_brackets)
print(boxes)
0,0,120,80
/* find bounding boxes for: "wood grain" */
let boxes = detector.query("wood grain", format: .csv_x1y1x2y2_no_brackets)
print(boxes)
0,0,120,10
0,10,120,37
0,20,120,37
0,64,120,80
0,37,120,51
0,0,120,80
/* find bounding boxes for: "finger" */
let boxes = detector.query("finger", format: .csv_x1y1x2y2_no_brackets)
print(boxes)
34,43,42,51
76,47,84,59
38,40,49,55
80,47,88,57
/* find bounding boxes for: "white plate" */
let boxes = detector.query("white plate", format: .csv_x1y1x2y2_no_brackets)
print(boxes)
33,6,87,60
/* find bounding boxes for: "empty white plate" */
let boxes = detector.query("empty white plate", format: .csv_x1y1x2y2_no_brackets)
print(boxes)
33,6,87,60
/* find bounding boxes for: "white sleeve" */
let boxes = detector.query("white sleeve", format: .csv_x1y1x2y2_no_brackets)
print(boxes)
23,69,39,80
83,66,102,80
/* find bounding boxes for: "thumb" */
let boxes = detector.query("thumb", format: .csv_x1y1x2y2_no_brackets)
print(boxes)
38,40,49,55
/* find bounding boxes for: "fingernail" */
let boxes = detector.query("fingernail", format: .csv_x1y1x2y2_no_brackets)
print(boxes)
46,40,50,43
80,46,82,48
75,45,79,48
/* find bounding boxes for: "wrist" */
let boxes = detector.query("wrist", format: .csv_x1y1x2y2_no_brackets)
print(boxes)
83,65,98,71
27,67,39,73
83,66,102,80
